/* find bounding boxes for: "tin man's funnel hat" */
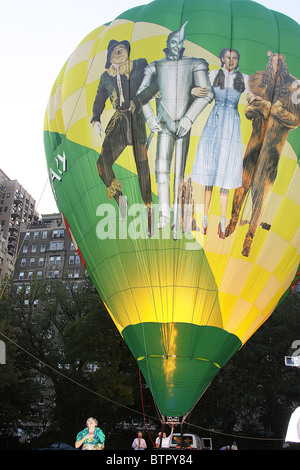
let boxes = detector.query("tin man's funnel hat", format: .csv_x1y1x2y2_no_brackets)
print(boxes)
166,20,188,48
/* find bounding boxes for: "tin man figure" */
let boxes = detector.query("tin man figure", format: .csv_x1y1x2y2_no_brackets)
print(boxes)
137,21,214,238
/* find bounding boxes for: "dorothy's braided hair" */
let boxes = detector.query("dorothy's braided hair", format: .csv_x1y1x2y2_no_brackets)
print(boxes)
213,48,245,93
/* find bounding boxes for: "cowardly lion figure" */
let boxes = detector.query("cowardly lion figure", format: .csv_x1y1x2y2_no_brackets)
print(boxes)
225,51,300,256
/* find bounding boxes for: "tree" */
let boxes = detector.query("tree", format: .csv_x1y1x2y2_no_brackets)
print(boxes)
0,275,140,446
190,292,300,447
2,272,298,449
0,318,40,448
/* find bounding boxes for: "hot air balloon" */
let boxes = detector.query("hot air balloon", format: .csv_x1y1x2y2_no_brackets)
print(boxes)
44,0,300,422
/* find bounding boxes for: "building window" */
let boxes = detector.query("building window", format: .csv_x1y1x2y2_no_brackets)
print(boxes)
33,232,39,239
25,232,30,240
31,244,37,253
53,229,64,238
75,255,81,264
19,272,25,280
23,245,28,253
42,231,48,239
40,244,46,252
21,258,26,267
49,256,55,265
56,256,61,265
69,255,74,264
74,269,80,278
38,257,44,266
37,271,42,279
30,258,35,266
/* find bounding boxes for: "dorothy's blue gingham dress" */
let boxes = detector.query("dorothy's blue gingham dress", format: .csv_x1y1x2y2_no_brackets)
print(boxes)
191,69,249,189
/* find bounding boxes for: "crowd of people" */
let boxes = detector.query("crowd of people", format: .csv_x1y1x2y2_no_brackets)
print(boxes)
74,417,238,451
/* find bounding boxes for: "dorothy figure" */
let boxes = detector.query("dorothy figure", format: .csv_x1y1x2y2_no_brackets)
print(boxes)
191,48,256,238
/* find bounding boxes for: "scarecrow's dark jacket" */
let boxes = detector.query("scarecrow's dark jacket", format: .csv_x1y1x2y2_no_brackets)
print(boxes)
91,58,158,144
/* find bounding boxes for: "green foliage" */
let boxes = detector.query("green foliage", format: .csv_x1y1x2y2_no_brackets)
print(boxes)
0,274,299,449
0,319,39,443
190,293,300,446
0,275,140,447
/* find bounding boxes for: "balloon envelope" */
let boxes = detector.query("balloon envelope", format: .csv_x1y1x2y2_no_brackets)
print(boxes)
44,0,300,418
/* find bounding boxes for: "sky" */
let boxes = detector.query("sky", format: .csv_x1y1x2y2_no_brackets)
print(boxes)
0,0,299,215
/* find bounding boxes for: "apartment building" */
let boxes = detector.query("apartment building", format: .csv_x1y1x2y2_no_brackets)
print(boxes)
13,213,86,284
0,169,39,281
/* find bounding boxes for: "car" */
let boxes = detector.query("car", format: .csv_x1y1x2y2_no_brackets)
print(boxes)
169,433,212,450
38,442,77,450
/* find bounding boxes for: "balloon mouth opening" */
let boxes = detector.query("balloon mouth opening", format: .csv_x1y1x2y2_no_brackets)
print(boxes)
137,354,221,369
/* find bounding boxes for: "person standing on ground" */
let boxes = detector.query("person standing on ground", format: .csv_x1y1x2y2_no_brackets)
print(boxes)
75,417,105,450
132,431,147,450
